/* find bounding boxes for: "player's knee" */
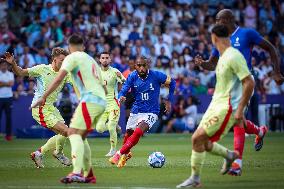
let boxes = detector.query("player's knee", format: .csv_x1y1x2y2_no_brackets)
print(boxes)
137,121,149,132
96,125,105,133
126,129,134,136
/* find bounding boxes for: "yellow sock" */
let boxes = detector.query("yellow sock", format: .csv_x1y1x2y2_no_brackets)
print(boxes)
191,150,206,177
108,121,117,150
55,134,67,154
83,139,92,177
69,134,84,174
40,135,57,154
210,142,228,158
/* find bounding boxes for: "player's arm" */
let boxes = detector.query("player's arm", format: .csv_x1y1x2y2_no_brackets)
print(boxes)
31,70,68,108
195,54,218,71
258,39,284,85
235,75,255,122
3,52,29,76
116,70,126,84
230,54,255,122
118,73,133,103
158,72,176,114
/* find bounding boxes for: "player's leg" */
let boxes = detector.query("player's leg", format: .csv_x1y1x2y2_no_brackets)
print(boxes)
83,105,105,184
244,119,268,151
177,106,238,188
105,109,120,157
61,102,105,184
51,122,71,166
31,106,70,167
110,113,158,168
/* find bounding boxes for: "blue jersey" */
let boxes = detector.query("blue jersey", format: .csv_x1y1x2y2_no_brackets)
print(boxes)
212,27,263,71
119,70,173,115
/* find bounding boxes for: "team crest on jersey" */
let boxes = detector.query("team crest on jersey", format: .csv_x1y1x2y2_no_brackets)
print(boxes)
234,37,240,47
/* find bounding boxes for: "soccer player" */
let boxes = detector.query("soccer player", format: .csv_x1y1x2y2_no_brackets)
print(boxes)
177,24,255,188
96,52,126,157
109,56,176,168
31,34,106,184
3,48,71,168
195,9,284,176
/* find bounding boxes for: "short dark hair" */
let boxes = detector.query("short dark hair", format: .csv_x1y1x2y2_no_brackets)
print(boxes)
51,47,69,61
68,34,84,45
211,24,229,38
99,51,110,57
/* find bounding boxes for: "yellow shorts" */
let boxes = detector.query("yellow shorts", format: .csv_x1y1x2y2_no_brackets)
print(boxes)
70,102,105,131
32,105,64,128
199,102,236,142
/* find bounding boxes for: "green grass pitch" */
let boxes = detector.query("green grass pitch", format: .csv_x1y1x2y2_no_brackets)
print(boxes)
0,133,284,189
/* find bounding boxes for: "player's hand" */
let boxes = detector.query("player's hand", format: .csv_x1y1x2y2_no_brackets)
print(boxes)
194,55,204,66
119,96,126,104
164,100,171,114
30,97,46,109
3,52,16,65
116,72,122,78
272,72,284,85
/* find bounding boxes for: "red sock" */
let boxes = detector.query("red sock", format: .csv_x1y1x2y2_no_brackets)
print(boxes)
123,130,134,144
244,120,260,136
234,126,245,159
120,128,143,155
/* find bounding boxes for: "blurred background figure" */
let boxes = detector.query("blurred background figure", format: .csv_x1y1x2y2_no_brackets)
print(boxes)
0,59,14,141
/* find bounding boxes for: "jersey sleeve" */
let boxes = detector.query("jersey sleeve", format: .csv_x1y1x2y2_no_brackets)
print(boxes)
61,54,77,72
230,53,251,81
64,73,73,84
211,47,220,58
247,29,263,45
27,65,44,77
114,68,126,83
118,72,133,98
155,71,168,84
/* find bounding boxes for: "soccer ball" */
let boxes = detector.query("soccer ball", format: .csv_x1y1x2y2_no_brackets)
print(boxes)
148,152,165,168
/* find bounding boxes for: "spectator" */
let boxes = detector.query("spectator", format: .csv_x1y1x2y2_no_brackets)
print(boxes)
0,60,14,141
192,77,207,95
157,47,171,68
19,46,36,68
244,0,257,28
34,48,48,65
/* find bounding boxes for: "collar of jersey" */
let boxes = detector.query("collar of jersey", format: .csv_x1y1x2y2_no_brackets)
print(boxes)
231,26,240,36
137,70,150,81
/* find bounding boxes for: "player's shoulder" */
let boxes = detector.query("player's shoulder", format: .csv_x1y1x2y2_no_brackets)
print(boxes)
239,27,259,36
30,64,49,70
110,66,120,73
227,47,245,62
128,70,138,78
149,69,166,77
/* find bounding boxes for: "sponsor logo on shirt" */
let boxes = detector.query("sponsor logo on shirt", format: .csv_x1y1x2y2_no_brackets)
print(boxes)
234,37,240,47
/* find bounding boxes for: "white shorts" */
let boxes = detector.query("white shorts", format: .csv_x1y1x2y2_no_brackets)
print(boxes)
126,113,158,130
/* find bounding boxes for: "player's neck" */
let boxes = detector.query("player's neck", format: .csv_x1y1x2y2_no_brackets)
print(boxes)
229,24,238,35
102,66,109,71
217,41,231,55
51,63,59,72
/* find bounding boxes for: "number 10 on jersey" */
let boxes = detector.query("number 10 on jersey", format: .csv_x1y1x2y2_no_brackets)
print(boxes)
141,92,149,101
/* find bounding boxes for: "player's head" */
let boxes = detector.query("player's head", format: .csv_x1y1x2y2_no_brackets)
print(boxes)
128,56,135,71
0,58,8,72
211,24,230,47
215,9,235,28
99,52,111,68
51,47,69,71
135,56,150,79
68,34,85,53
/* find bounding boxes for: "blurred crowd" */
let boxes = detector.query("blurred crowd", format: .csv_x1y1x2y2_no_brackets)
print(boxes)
0,0,284,132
